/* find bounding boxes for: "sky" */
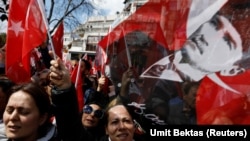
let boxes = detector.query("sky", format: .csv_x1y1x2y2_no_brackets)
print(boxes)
0,0,7,33
94,0,125,15
0,0,125,33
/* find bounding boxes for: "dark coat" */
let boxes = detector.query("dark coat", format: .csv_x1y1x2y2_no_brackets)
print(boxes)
51,85,106,141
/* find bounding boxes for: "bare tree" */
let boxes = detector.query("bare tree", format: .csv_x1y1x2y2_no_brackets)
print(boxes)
0,0,96,33
0,0,8,21
45,0,95,34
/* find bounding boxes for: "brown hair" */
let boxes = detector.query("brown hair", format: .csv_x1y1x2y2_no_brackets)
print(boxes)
9,82,53,138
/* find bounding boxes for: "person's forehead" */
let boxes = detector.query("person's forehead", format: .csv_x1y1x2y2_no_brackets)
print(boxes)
89,104,101,109
9,91,34,105
108,105,130,116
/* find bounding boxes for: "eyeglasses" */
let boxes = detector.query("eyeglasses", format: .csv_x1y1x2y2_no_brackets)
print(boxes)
83,105,104,119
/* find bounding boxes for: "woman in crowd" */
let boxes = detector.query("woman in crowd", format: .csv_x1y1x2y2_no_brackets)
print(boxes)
81,87,107,141
49,58,107,141
81,101,106,138
101,67,146,141
3,82,57,141
49,58,143,141
102,97,136,141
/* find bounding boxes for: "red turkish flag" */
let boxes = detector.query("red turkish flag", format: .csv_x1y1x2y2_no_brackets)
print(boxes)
97,0,250,125
71,63,84,112
94,45,107,74
98,1,190,52
6,0,47,83
196,70,250,124
52,22,64,59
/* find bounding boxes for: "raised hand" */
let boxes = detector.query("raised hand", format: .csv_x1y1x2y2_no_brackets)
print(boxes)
49,58,71,90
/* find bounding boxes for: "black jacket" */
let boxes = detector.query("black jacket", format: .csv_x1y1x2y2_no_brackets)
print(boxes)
51,85,105,141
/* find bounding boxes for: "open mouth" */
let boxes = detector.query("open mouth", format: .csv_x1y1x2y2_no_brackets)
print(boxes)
8,125,21,132
117,133,129,139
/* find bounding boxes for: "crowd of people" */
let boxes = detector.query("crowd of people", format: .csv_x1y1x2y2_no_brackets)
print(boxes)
0,36,151,141
0,43,227,141
0,34,203,140
1,0,250,140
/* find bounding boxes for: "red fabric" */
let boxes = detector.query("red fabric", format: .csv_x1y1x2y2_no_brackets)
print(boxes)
98,0,190,52
94,46,107,74
71,64,84,112
196,70,250,124
96,0,191,74
97,0,250,125
6,0,47,83
30,48,46,74
52,22,64,59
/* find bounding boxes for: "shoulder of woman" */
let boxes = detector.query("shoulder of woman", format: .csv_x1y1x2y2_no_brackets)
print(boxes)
37,124,57,141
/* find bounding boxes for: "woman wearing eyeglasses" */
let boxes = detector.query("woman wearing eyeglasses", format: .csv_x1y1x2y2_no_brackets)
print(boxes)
49,58,107,141
50,58,148,141
80,101,106,141
82,103,104,127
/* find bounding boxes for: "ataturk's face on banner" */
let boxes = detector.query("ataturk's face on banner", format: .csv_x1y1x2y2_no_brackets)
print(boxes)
97,0,250,125
182,15,242,73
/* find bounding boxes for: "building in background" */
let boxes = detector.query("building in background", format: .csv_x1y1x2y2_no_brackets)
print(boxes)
64,14,117,61
63,0,148,61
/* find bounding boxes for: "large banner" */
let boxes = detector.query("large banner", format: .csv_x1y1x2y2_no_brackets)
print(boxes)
97,0,250,127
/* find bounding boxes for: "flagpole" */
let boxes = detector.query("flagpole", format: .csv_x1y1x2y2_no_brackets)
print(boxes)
101,25,112,76
47,31,57,60
106,25,112,53
37,0,57,60
122,28,132,67
122,28,135,83
75,57,82,88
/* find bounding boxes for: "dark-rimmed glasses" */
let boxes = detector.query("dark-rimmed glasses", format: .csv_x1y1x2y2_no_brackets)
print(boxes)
83,105,104,119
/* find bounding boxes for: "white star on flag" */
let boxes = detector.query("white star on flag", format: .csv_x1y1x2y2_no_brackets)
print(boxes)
9,20,24,37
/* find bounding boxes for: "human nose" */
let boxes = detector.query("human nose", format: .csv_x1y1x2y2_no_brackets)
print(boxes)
89,111,95,117
118,121,126,129
9,110,19,120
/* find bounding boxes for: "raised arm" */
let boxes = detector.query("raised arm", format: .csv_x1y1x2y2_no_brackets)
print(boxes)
49,58,82,141
120,67,135,98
